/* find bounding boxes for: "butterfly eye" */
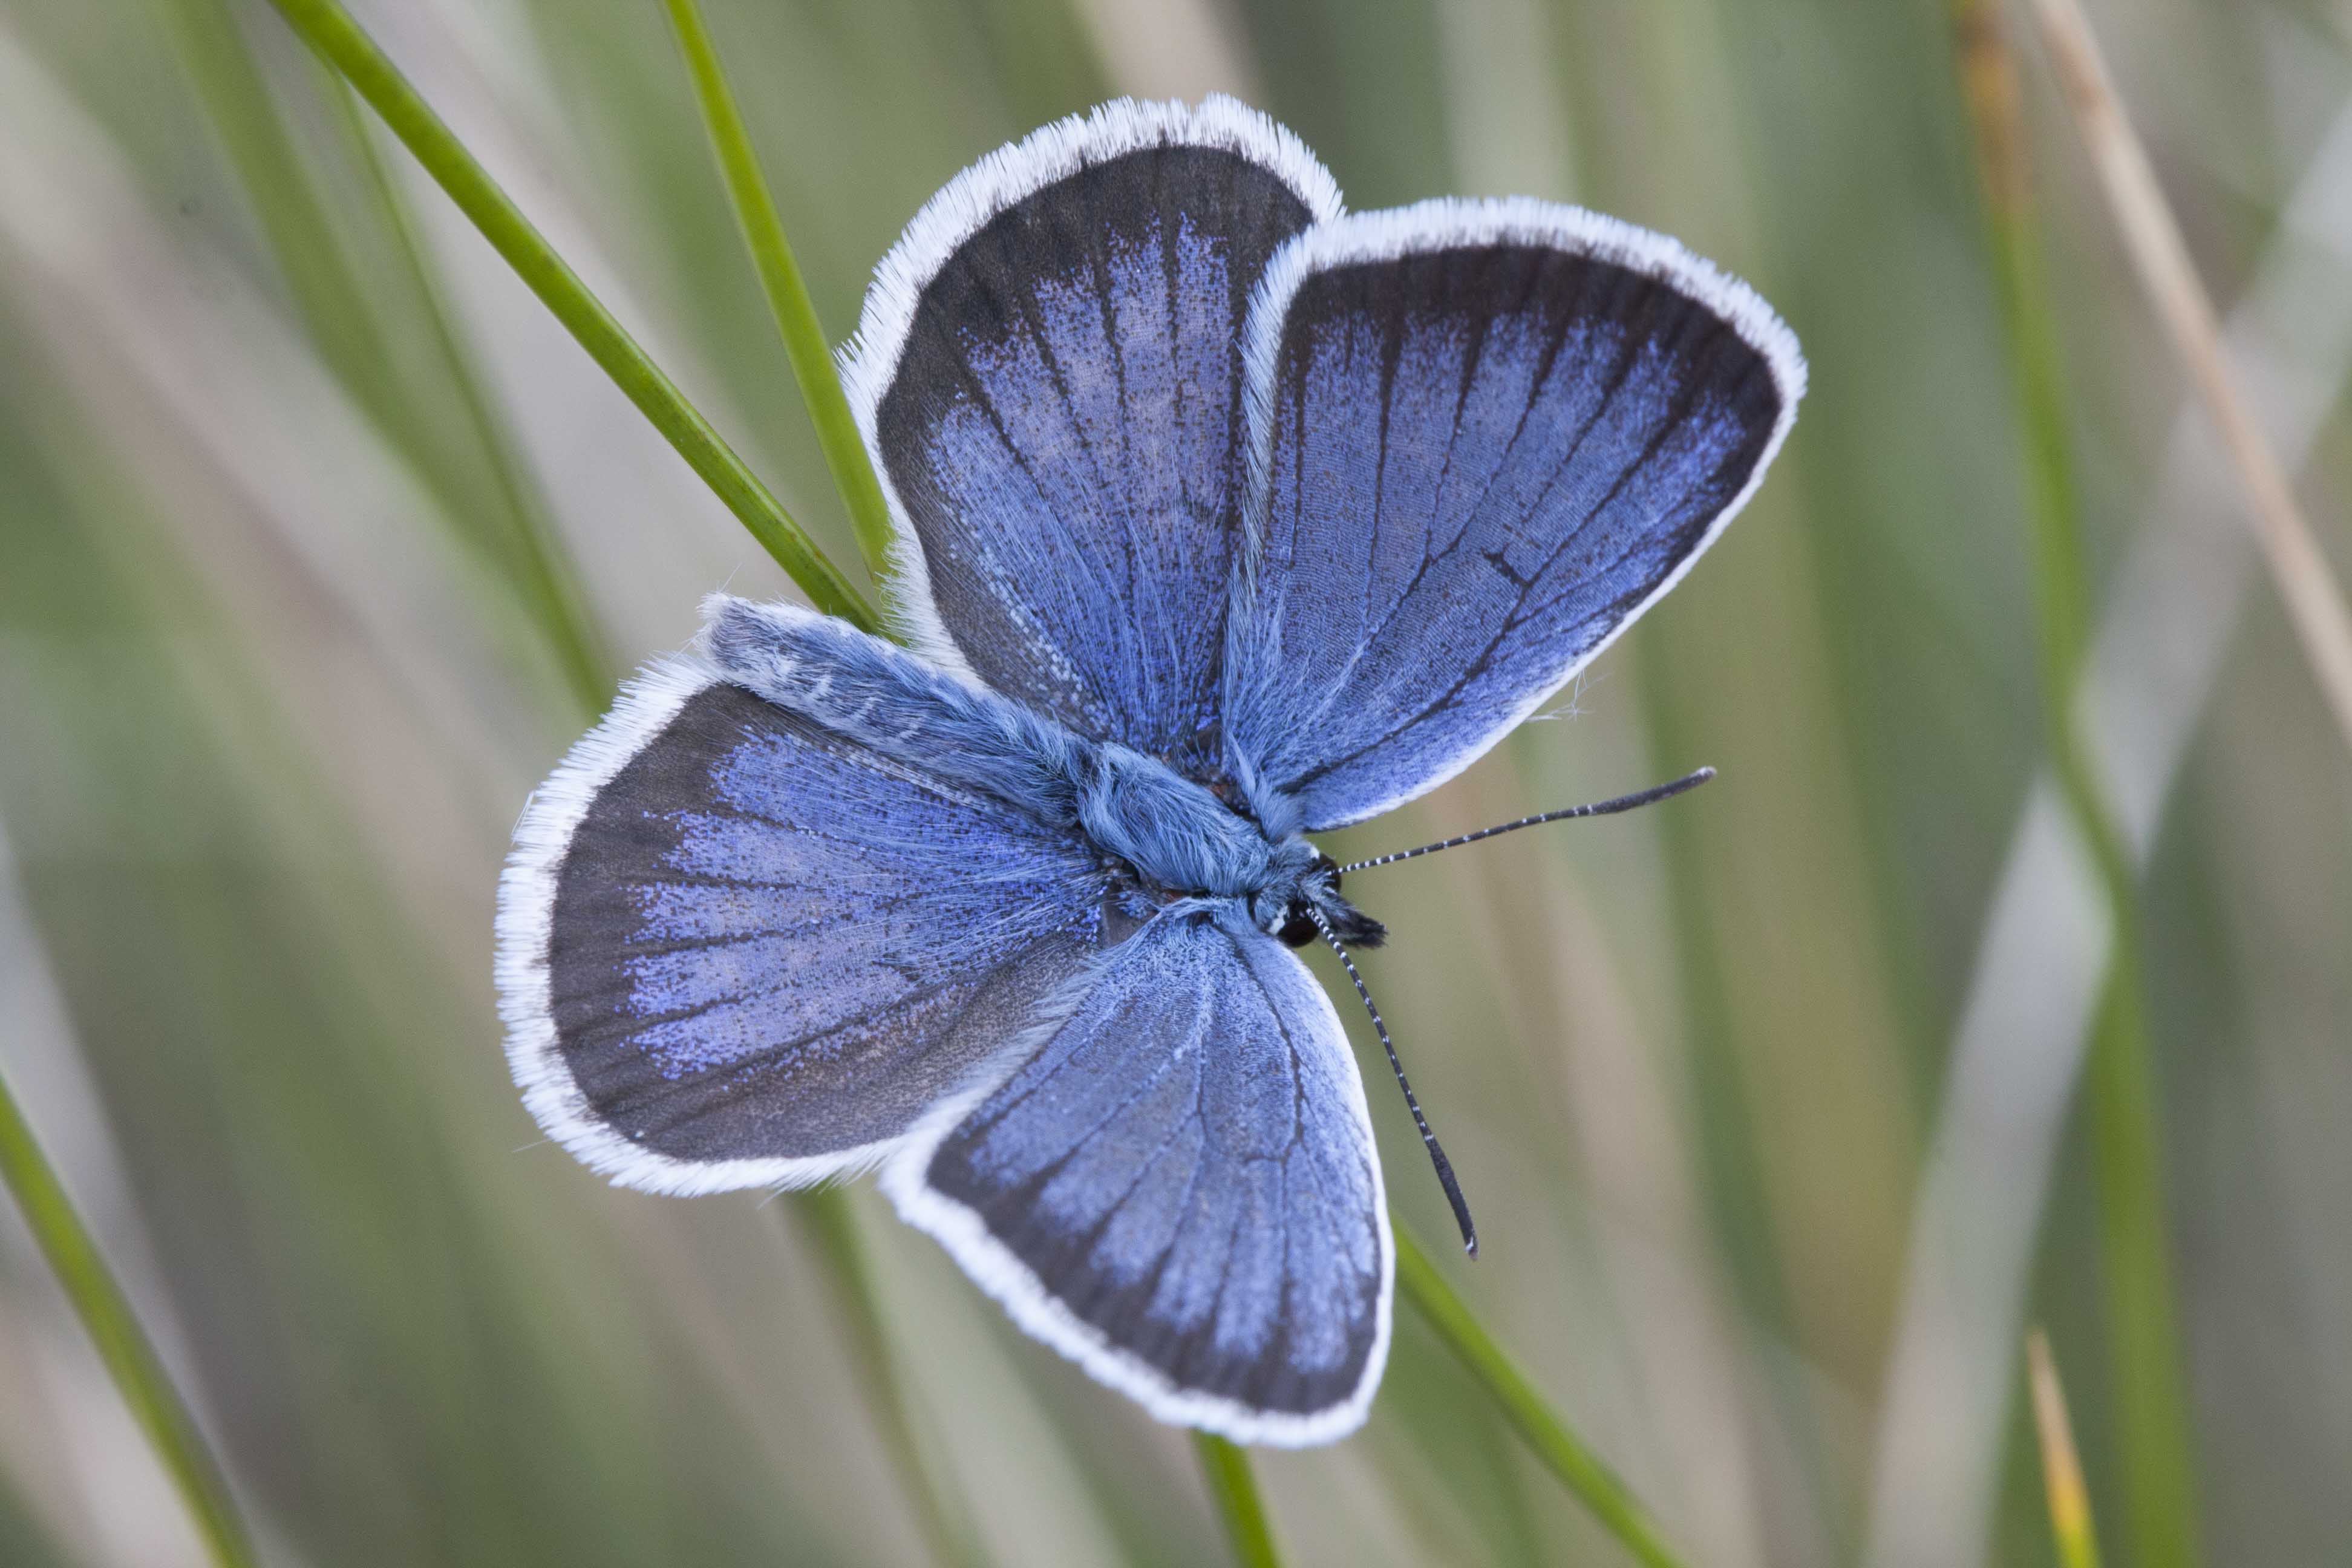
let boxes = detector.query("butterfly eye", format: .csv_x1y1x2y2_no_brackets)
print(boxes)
1275,906,1319,948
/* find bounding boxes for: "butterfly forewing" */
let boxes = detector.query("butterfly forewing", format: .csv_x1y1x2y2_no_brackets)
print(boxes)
841,97,1341,771
884,909,1391,1446
1222,198,1806,831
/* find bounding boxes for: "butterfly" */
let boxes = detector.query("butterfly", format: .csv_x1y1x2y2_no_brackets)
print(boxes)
495,96,1802,1446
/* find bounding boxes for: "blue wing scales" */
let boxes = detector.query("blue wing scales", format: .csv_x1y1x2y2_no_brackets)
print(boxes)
841,97,1341,771
497,641,1112,1195
1223,199,1806,831
884,908,1391,1445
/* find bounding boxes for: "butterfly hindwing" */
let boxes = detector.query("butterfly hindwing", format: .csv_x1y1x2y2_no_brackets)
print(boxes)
841,97,1342,770
883,907,1391,1445
497,624,1112,1195
1223,198,1806,831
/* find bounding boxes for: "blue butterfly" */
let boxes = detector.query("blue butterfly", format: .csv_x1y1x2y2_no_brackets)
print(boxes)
495,96,1803,1446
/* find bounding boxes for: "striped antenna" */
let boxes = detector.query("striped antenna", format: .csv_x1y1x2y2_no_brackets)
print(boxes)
1311,906,1477,1258
1338,766,1716,875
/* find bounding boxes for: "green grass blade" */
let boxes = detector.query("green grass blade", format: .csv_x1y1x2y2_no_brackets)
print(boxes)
1947,7,2201,1564
2028,1328,2105,1568
0,1065,256,1568
661,0,898,584
2081,971,2199,1567
160,0,612,710
1393,1221,1687,1568
324,73,615,714
0,1465,73,1568
262,0,878,631
788,1191,990,1568
155,0,394,422
1192,1434,1284,1568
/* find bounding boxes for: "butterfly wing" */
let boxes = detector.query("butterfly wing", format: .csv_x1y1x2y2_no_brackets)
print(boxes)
1221,199,1806,832
841,96,1341,771
497,645,1111,1195
883,908,1390,1446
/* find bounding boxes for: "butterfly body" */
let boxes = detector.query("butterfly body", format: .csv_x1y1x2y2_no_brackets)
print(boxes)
702,596,1380,951
497,96,1803,1445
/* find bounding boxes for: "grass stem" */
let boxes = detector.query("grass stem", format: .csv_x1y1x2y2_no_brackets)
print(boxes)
0,1065,256,1568
2080,969,2198,1567
662,0,899,584
155,0,393,431
788,1192,989,1568
2028,0,2352,754
325,76,615,714
263,0,878,631
1393,1221,1687,1568
162,0,613,710
1192,1433,1284,1568
1948,7,2201,1564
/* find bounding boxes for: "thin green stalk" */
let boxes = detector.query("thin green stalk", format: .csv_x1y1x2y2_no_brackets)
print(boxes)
1635,660,1847,1546
1192,1433,1284,1568
2081,972,2195,1567
789,1192,988,1568
1393,1222,1687,1568
155,0,394,423
0,1065,256,1568
0,1466,73,1568
163,0,612,711
662,0,898,583
263,0,878,630
325,75,614,714
1948,7,2201,1564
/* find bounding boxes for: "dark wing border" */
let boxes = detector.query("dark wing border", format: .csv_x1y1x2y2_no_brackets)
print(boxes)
497,656,911,1194
1231,195,1808,826
878,916,1394,1447
837,94,1345,687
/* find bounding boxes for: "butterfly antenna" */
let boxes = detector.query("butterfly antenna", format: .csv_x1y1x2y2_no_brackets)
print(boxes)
1338,766,1716,875
1309,906,1477,1258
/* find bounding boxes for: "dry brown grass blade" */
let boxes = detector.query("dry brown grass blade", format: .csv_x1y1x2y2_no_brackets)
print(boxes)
2029,0,2352,754
2027,1330,2103,1568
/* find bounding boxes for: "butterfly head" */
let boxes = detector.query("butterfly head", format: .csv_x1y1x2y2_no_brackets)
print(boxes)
1256,851,1386,950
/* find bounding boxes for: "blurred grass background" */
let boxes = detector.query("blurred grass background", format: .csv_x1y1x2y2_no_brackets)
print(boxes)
1,0,2349,1563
